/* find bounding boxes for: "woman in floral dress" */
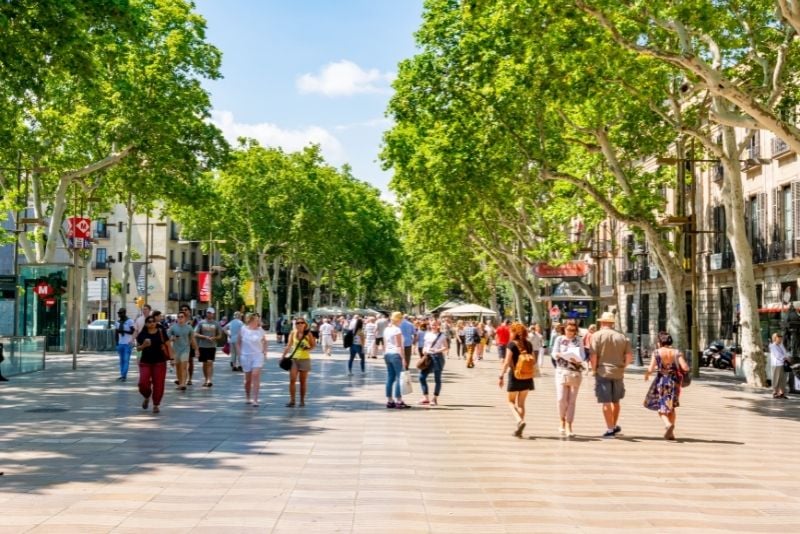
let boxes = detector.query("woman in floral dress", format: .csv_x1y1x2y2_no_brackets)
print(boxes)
643,331,689,440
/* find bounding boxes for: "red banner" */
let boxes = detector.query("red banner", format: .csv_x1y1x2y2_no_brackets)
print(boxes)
532,261,591,278
198,271,211,302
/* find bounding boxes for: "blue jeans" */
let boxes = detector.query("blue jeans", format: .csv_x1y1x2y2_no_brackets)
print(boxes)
349,344,365,372
384,352,403,399
117,343,132,378
419,354,445,396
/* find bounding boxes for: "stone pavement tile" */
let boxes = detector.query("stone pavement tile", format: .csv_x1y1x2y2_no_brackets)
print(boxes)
25,526,114,534
190,527,271,534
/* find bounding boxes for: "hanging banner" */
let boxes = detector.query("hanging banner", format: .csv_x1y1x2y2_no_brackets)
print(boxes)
243,279,255,306
132,262,147,295
198,271,211,302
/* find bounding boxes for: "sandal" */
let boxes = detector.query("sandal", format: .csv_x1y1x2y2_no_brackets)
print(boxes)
152,406,160,414
285,402,296,407
142,398,149,410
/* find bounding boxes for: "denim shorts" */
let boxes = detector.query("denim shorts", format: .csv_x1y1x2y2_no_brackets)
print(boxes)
595,376,625,403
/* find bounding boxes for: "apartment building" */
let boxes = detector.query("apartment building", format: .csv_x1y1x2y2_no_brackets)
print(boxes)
592,129,800,352
88,206,211,318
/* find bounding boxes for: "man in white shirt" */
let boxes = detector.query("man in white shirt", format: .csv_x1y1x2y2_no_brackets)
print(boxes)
114,308,136,382
319,318,335,357
224,311,244,371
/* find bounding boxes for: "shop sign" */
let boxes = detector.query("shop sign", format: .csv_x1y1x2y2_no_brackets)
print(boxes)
533,261,590,278
44,298,56,307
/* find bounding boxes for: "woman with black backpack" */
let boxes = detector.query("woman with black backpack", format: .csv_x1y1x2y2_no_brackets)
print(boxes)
498,322,535,438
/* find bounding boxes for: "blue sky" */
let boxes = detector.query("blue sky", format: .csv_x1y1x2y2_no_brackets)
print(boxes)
193,0,424,198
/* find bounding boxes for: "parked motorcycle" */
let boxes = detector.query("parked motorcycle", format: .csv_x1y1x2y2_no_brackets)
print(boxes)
701,340,736,370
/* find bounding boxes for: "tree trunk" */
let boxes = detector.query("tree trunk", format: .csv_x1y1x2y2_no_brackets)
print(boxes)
511,283,523,322
285,263,296,317
643,227,689,351
311,270,323,309
266,256,281,332
42,176,71,263
721,123,767,386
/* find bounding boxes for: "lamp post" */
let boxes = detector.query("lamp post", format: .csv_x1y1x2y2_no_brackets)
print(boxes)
107,257,116,328
633,245,647,367
174,266,183,310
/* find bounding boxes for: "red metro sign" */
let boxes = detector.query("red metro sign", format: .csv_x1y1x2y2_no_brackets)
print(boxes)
532,261,591,279
34,281,55,299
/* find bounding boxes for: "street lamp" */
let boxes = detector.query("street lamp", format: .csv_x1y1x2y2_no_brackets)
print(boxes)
633,245,648,367
107,257,116,328
174,266,183,309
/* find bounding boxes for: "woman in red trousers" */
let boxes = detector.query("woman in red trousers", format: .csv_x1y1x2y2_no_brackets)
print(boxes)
135,315,170,414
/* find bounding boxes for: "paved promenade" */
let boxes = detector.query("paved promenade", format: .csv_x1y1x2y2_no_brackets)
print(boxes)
1,342,799,533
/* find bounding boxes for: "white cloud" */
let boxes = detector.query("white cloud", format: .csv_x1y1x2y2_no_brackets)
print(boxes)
211,110,345,164
334,117,393,131
297,60,394,97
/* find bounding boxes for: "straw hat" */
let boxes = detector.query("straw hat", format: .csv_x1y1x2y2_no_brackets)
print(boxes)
598,311,616,324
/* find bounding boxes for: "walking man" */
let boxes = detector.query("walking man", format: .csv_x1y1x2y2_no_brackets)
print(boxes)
114,308,135,381
319,318,335,357
590,312,632,438
224,311,244,371
195,307,222,387
495,319,511,361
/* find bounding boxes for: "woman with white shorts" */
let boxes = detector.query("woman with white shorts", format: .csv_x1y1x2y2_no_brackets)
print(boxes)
237,312,268,406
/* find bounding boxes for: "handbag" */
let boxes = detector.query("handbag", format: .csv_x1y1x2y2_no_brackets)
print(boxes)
222,342,230,355
159,330,173,361
783,360,792,372
417,333,442,371
400,370,413,395
279,331,306,372
672,349,691,387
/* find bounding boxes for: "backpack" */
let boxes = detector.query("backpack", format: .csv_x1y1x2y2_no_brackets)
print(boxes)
343,329,354,349
513,342,536,380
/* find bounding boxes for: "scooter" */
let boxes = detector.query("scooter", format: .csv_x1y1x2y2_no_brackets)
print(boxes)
701,340,735,370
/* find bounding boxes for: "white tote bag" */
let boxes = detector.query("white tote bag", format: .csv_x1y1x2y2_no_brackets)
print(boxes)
400,370,413,395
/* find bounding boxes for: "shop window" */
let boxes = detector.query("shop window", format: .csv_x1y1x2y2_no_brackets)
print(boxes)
626,294,634,333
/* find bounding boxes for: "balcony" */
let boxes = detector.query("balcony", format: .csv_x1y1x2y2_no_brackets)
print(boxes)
772,137,793,159
752,242,768,264
93,228,109,239
92,261,108,270
620,269,634,283
181,263,191,271
168,292,179,301
767,240,799,261
169,261,178,270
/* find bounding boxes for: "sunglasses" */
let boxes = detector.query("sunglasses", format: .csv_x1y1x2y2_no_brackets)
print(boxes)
296,321,306,325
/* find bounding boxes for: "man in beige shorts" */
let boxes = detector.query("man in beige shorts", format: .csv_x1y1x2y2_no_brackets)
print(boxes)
590,312,632,439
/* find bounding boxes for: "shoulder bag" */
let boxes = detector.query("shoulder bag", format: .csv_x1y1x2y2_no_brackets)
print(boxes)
416,333,442,371
279,331,307,371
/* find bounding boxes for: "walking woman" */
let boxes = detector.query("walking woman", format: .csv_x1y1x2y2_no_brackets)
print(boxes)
643,332,689,440
498,322,535,437
769,332,790,399
281,317,316,407
135,315,171,414
348,316,365,375
238,312,268,406
384,311,410,408
552,323,586,436
418,320,449,405
456,320,465,359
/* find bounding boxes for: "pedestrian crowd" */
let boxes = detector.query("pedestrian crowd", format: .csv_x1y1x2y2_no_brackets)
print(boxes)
113,305,694,441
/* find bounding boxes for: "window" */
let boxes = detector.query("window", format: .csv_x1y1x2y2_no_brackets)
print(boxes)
756,284,763,309
169,277,174,293
118,221,124,232
745,193,767,259
95,218,107,238
783,186,793,245
117,251,123,262
96,248,107,268
657,293,667,332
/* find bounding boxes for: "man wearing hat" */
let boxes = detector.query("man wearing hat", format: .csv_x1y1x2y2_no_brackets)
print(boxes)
590,311,632,438
195,307,222,387
114,308,136,381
